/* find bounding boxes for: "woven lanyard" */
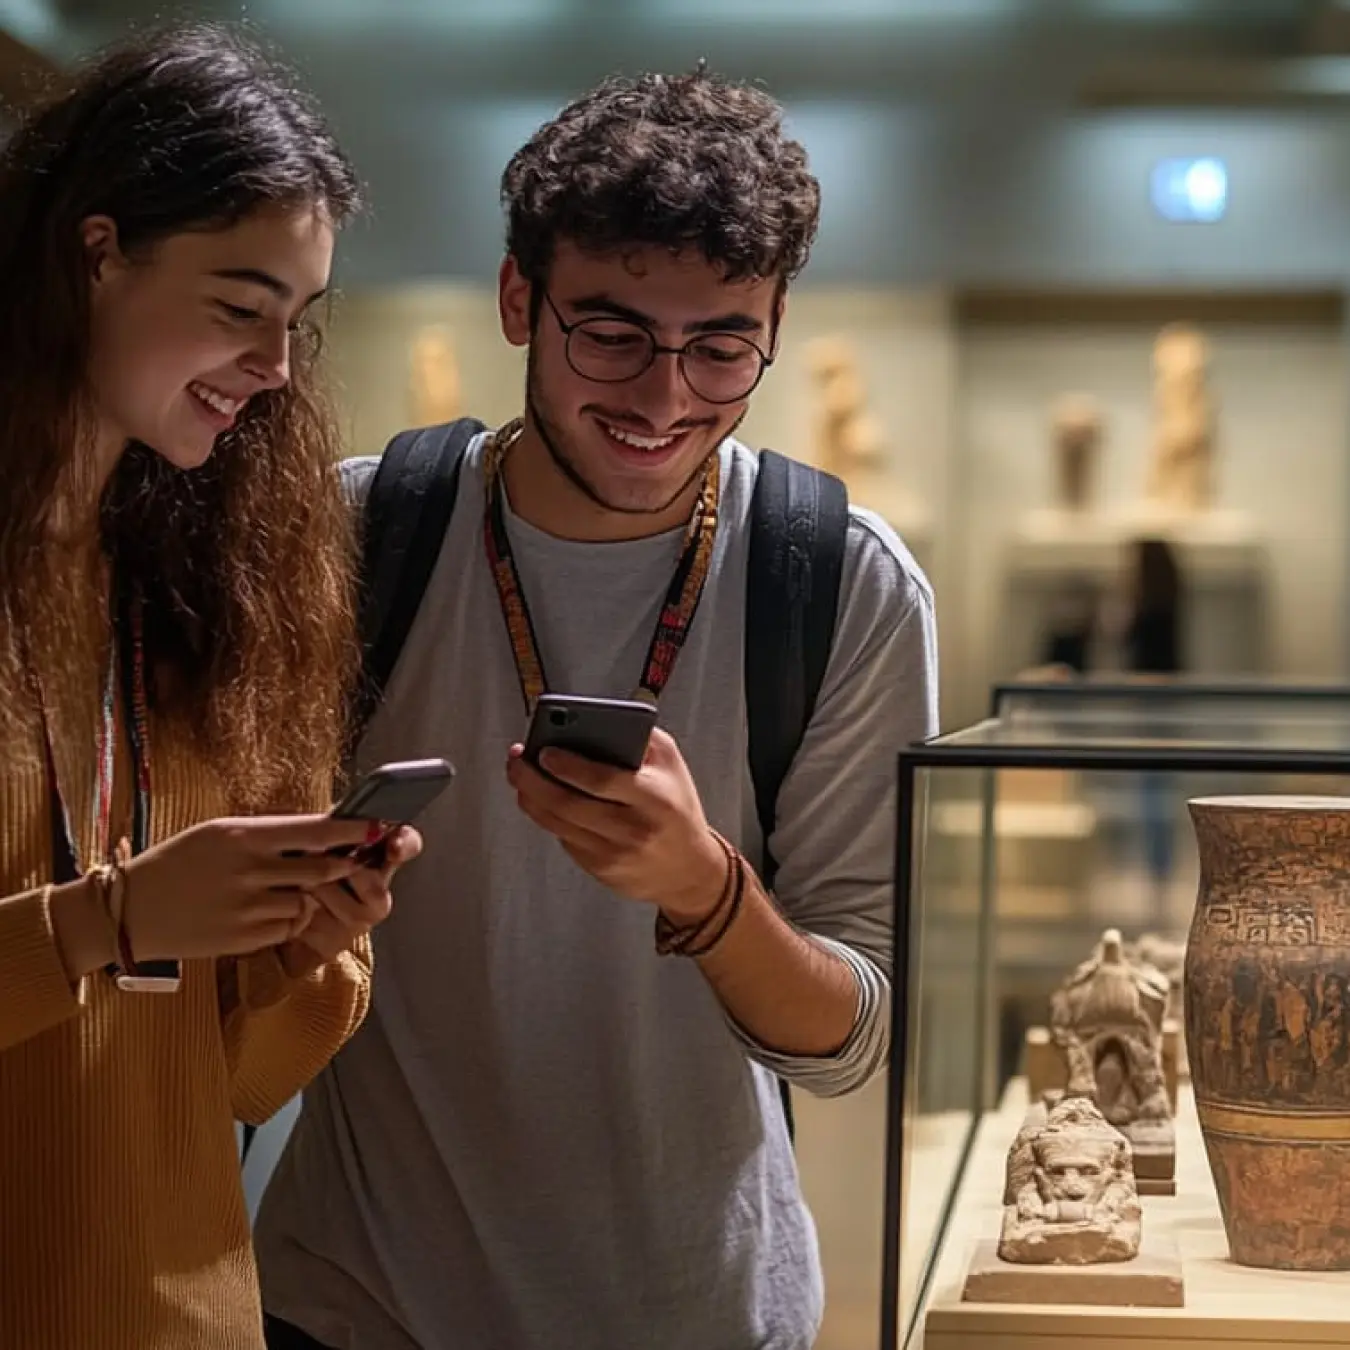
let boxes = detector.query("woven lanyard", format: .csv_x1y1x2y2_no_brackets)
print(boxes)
30,569,151,885
482,418,721,712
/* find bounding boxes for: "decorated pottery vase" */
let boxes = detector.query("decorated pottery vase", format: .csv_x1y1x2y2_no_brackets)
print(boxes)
1185,796,1350,1270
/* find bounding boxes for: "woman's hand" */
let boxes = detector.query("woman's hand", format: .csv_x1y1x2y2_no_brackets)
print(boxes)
279,824,421,972
121,814,380,962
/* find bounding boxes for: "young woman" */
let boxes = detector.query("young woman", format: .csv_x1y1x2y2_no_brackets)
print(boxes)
0,23,420,1349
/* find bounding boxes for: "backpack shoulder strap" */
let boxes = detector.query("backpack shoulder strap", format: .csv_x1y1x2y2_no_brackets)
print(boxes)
744,449,849,1146
354,417,486,729
745,449,849,889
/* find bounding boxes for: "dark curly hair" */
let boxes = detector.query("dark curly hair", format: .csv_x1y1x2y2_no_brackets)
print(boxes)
501,66,820,294
0,21,363,811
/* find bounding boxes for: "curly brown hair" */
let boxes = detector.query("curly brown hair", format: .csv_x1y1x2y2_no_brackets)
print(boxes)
501,65,820,294
0,23,363,812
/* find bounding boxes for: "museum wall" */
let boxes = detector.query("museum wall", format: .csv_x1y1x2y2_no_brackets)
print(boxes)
325,285,524,459
326,102,1350,289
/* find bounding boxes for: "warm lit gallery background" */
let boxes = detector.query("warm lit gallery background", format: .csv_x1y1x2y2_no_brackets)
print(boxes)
7,4,1350,1350
8,2,1349,731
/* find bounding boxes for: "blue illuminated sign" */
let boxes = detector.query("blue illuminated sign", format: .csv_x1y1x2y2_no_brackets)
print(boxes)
1151,157,1228,223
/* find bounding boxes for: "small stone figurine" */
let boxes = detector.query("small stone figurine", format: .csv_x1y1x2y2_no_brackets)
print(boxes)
1049,928,1176,1187
999,1097,1142,1265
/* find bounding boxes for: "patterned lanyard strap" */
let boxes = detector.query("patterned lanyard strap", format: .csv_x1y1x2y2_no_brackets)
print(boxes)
482,417,722,712
29,566,152,884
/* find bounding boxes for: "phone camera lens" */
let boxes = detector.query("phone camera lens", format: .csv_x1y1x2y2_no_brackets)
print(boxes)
548,708,570,728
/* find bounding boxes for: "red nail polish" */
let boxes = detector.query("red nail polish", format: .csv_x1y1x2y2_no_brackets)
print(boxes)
365,820,384,843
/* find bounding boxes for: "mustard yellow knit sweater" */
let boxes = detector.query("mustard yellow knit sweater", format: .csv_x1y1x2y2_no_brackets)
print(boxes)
0,608,371,1349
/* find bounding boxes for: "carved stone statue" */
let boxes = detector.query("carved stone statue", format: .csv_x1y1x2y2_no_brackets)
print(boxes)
999,1096,1142,1265
1145,323,1214,513
1050,928,1173,1153
1050,393,1102,511
409,323,462,425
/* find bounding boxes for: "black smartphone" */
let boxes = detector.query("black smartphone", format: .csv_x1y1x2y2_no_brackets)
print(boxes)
524,694,658,773
326,757,455,862
331,757,456,823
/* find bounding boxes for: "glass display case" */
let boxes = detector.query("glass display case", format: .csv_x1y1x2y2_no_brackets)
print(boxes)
883,691,1350,1350
989,675,1350,738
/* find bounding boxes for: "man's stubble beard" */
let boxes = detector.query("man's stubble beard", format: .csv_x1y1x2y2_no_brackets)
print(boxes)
524,350,744,519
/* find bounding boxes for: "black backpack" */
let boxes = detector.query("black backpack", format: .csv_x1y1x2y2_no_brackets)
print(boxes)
355,417,849,1140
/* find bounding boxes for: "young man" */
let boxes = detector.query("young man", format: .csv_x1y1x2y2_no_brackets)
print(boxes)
255,67,937,1350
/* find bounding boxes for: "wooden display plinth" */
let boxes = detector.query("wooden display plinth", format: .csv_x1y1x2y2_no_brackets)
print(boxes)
1131,1148,1176,1197
921,1081,1350,1349
961,1236,1184,1309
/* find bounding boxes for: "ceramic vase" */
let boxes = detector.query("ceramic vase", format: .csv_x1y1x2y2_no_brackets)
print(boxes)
1185,795,1350,1270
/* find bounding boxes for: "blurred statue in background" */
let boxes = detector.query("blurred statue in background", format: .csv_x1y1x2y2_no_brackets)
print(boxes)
805,333,919,527
1145,323,1214,513
807,333,884,478
409,323,462,426
1050,393,1102,512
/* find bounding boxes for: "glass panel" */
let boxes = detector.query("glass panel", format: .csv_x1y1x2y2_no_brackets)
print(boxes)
893,764,986,1345
929,710,1350,754
994,680,1350,754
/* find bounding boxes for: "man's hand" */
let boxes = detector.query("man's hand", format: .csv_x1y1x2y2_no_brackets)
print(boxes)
278,825,422,976
506,727,727,922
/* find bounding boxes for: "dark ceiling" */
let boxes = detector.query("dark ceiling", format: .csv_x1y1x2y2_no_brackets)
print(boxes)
5,1,1349,284
4,1,1341,105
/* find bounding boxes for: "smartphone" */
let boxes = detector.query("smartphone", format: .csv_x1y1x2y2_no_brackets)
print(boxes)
331,757,456,823
326,757,455,862
524,694,658,773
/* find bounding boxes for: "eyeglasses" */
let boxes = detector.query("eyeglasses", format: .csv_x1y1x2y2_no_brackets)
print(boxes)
542,292,772,405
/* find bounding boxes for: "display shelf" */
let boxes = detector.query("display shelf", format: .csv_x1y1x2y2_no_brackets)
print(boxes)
919,1080,1350,1349
1012,508,1263,577
999,513,1267,680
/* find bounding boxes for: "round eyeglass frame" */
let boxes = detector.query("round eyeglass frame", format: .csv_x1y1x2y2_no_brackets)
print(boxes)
542,291,773,405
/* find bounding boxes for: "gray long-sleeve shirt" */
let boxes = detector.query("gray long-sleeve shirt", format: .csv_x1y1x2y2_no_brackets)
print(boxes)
253,434,938,1350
